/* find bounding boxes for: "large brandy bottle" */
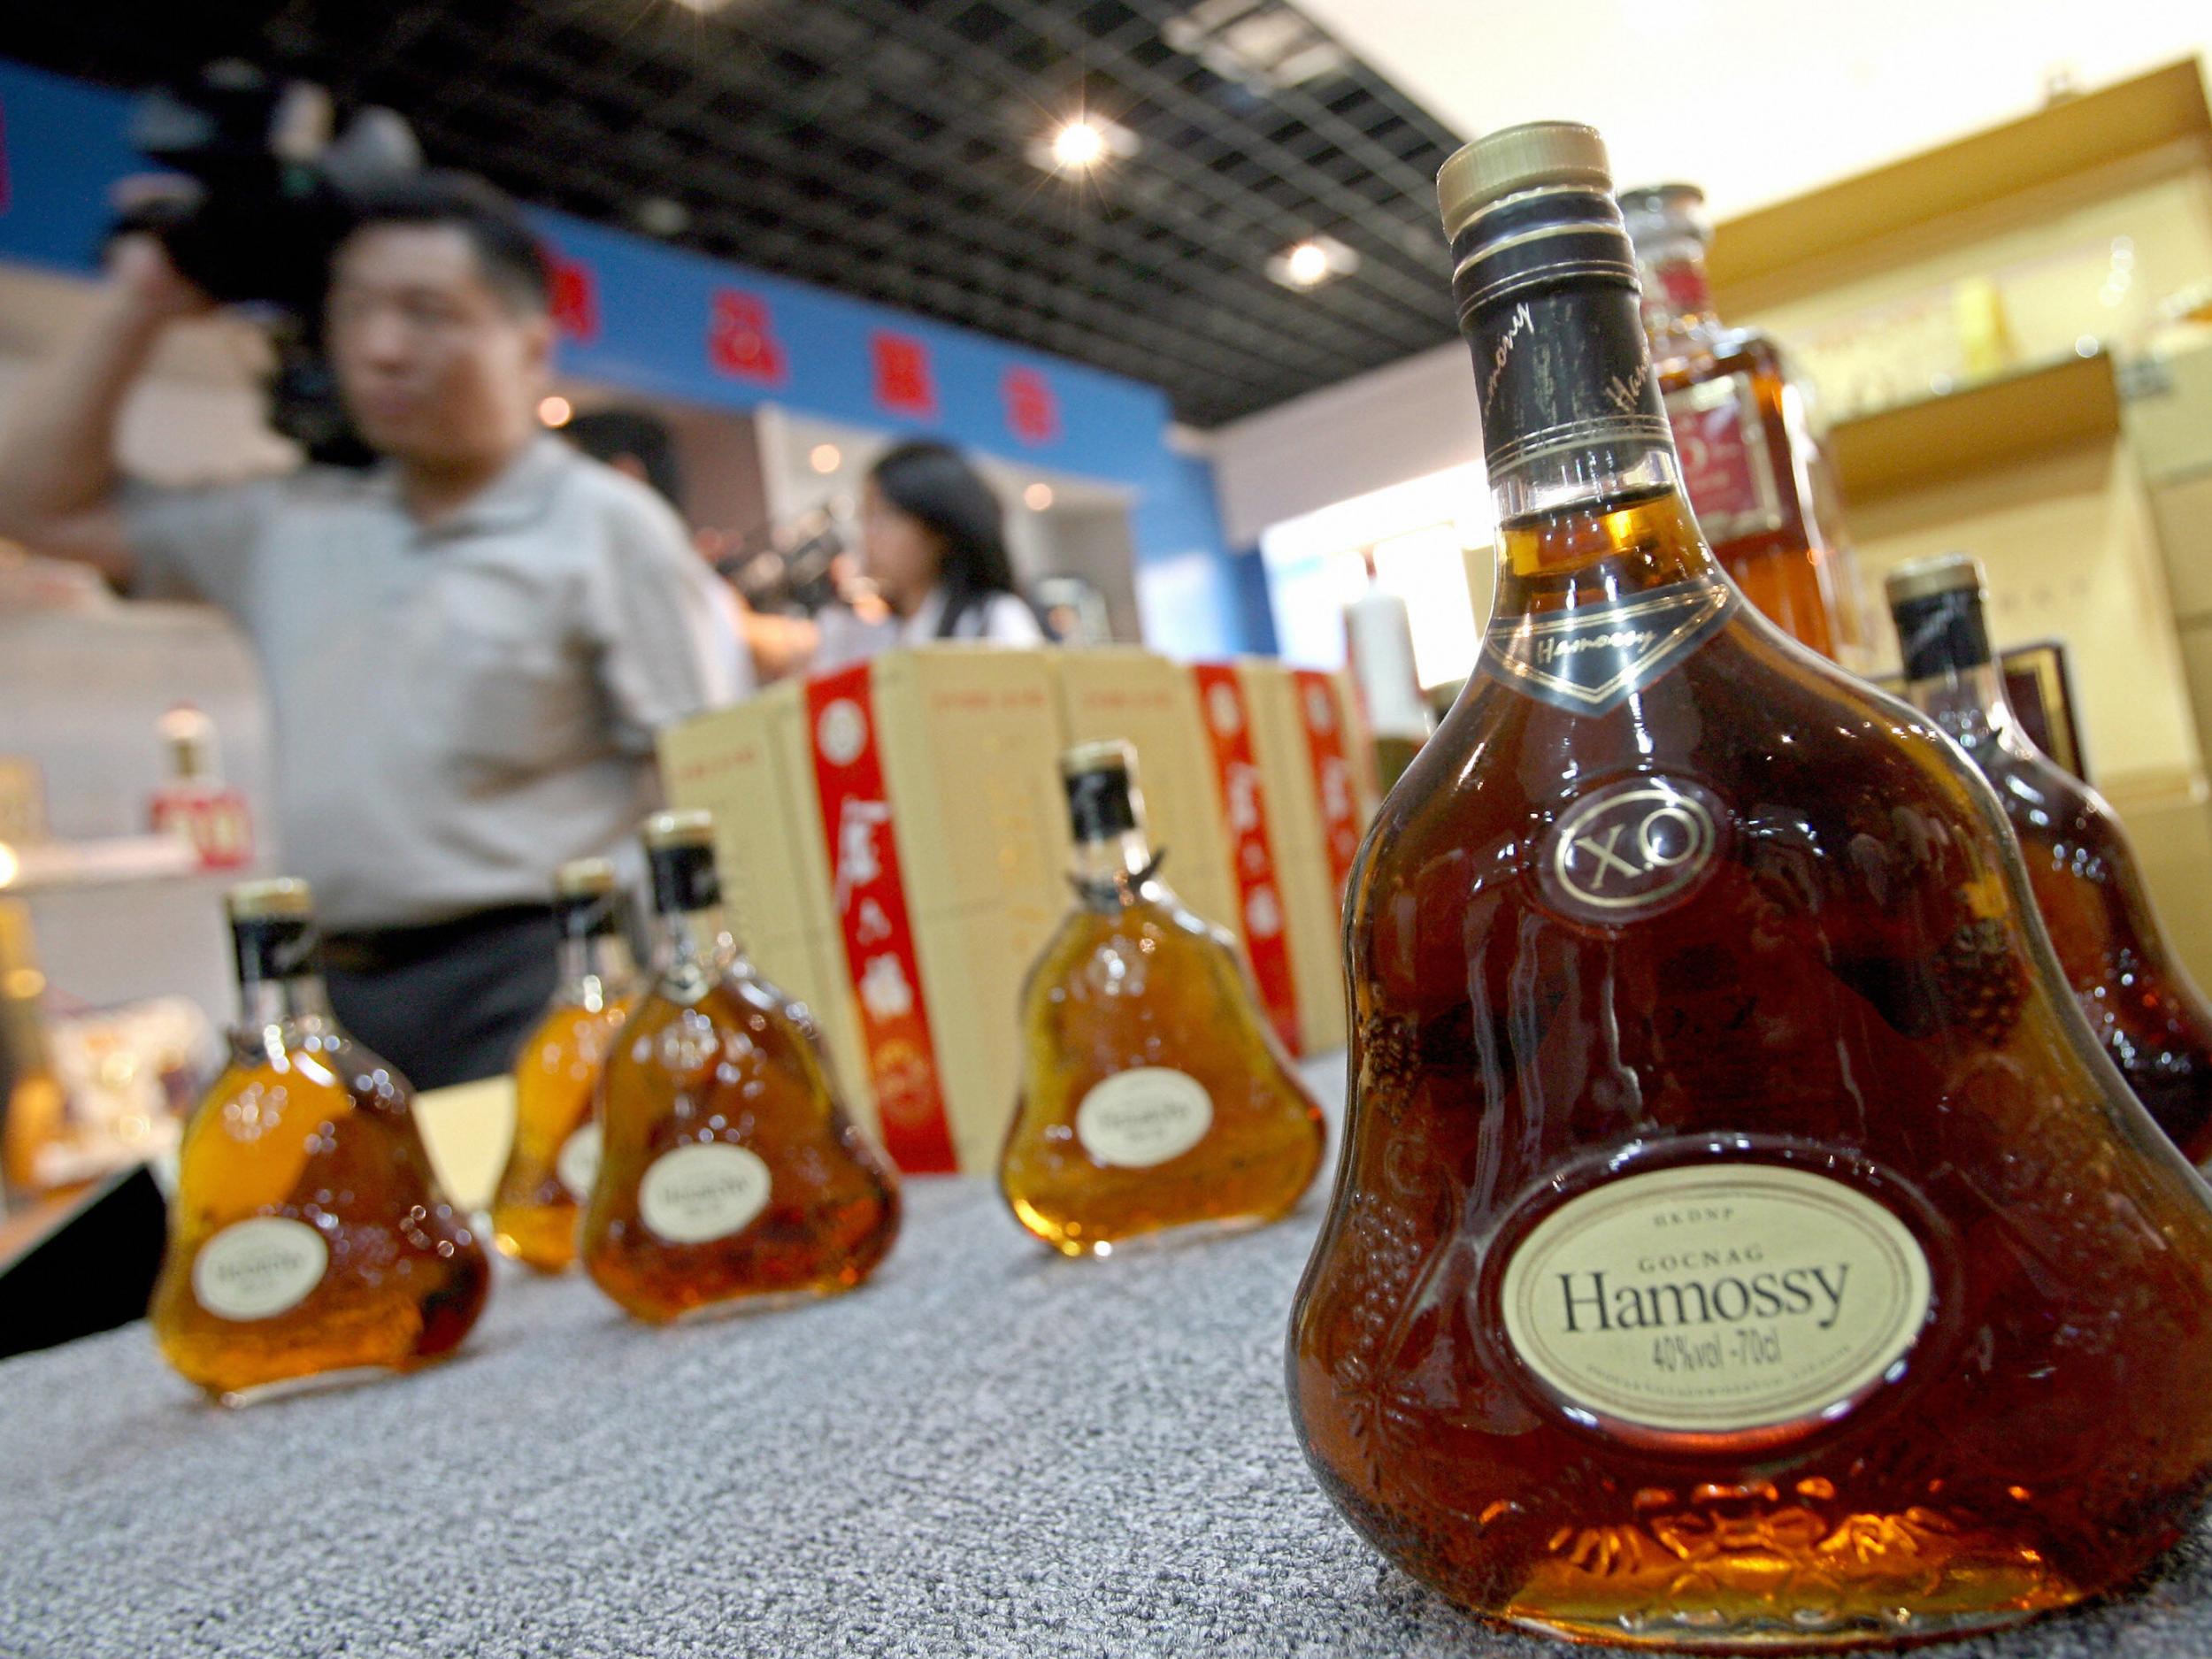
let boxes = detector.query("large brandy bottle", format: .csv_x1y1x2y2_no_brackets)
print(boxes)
580,810,900,1322
489,858,639,1272
1887,554,2212,1164
1287,122,2212,1650
1619,182,1859,663
1000,741,1325,1255
150,879,490,1404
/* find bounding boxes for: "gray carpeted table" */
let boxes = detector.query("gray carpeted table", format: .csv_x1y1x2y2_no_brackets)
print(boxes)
7,1055,2212,1658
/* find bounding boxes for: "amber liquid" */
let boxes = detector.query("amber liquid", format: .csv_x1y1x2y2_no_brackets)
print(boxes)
1915,683,2212,1165
1655,324,1847,662
1289,488,2212,1648
1001,876,1325,1255
580,949,899,1323
150,1019,490,1403
491,994,634,1272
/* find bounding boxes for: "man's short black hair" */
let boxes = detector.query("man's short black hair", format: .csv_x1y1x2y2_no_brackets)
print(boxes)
339,171,553,313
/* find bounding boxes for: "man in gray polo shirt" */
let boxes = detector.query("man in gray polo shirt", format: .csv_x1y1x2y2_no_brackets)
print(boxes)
0,173,748,1086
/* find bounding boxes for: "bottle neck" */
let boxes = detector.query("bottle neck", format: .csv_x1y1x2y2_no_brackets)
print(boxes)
238,972,332,1042
559,931,637,1009
655,902,733,979
1071,828,1160,909
1462,274,1720,620
1901,659,2015,749
1634,242,1722,344
1891,586,2011,747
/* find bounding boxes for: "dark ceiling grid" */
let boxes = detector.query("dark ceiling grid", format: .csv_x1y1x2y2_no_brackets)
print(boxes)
2,0,1468,426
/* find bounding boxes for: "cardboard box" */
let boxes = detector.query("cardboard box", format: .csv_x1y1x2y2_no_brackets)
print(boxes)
1048,648,1244,941
1235,660,1371,1055
657,684,872,1137
792,647,1070,1174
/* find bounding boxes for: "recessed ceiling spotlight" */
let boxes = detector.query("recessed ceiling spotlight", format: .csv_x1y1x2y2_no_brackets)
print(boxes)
1025,113,1140,175
538,395,574,427
1267,234,1358,291
1024,482,1055,511
666,0,741,13
635,196,691,237
810,443,842,475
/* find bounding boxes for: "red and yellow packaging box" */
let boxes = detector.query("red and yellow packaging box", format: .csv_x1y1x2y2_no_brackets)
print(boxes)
1048,648,1246,942
1232,662,1373,1056
665,653,1070,1174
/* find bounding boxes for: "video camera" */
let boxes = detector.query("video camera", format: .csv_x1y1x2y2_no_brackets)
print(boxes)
112,63,420,465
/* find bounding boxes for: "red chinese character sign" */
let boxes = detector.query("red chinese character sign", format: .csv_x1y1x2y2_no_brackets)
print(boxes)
803,665,956,1173
709,288,788,387
871,330,939,419
547,254,600,344
1002,366,1060,446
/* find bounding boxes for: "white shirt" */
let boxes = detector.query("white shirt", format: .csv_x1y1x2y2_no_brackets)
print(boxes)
127,436,749,929
811,585,1043,674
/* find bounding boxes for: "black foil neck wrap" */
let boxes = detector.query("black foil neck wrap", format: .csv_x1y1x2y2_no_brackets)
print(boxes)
553,887,628,942
647,841,722,917
231,915,320,987
1064,763,1141,844
1451,184,1672,482
1892,586,1993,681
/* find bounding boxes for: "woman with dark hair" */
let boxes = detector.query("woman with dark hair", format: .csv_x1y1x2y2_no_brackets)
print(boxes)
801,440,1043,673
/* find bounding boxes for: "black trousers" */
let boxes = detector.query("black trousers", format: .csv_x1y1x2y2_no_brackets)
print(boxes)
321,905,560,1092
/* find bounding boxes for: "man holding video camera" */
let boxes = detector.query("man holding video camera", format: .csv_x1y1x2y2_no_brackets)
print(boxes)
0,172,749,1087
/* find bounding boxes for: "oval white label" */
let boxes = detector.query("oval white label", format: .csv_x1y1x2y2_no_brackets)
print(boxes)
1075,1068,1214,1169
1541,776,1722,923
639,1142,772,1245
1499,1164,1932,1434
192,1216,328,1322
557,1122,603,1202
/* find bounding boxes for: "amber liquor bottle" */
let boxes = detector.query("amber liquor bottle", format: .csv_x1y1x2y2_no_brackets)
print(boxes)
1888,553,2212,1164
1287,122,2212,1649
580,810,899,1322
1619,182,1860,663
149,879,490,1404
490,858,639,1272
1000,742,1325,1255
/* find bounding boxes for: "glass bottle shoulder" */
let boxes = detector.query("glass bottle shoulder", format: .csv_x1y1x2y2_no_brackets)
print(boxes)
1027,885,1239,1000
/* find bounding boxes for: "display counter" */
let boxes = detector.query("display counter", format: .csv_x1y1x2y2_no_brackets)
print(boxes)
5,1054,2212,1657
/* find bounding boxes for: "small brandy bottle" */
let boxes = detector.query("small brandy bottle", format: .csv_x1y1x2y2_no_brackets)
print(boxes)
1888,554,2212,1164
149,879,490,1404
1000,741,1325,1255
1619,181,1860,662
580,810,899,1322
1289,122,2212,1650
489,858,639,1272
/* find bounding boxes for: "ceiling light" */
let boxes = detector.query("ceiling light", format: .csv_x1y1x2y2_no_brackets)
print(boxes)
810,443,842,475
1267,234,1359,291
1025,113,1140,176
538,395,573,427
1024,482,1055,511
1053,121,1106,170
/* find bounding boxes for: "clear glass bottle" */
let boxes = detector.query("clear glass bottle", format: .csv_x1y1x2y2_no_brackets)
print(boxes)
1619,181,1863,664
490,857,639,1272
150,879,490,1404
1887,553,2212,1164
1288,122,2212,1650
1000,741,1325,1255
580,810,900,1322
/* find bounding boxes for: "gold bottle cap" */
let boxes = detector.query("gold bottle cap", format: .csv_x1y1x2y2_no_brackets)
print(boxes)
225,877,313,921
641,808,714,850
1885,552,1985,608
1438,121,1612,242
554,856,621,898
1059,739,1137,780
